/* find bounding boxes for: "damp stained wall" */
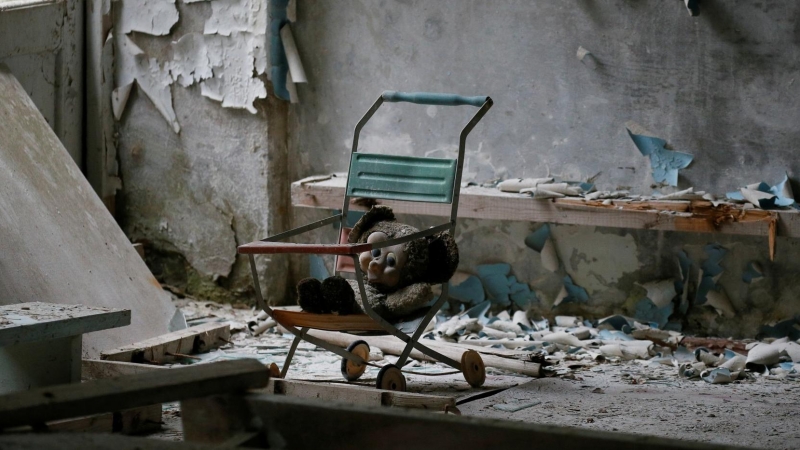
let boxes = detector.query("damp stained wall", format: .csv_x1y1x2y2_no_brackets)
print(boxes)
287,1,800,337
113,0,288,303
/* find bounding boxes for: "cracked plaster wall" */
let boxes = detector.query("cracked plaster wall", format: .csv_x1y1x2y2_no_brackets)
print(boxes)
287,1,800,337
114,0,287,303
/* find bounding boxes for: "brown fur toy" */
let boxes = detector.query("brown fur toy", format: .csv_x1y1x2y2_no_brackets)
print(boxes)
297,206,459,321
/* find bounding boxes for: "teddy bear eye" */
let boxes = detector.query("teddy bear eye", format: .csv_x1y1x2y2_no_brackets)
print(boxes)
386,254,396,267
371,249,381,258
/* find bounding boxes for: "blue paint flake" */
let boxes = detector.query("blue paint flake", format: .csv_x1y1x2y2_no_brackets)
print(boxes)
627,129,693,186
448,275,485,304
634,298,674,329
524,224,550,252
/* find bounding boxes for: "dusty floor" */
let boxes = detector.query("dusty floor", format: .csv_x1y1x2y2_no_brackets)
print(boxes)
150,299,799,449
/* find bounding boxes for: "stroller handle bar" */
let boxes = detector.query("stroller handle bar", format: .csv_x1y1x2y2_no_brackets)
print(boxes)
381,90,489,107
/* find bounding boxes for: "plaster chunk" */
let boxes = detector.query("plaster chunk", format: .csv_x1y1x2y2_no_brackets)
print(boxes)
118,0,179,36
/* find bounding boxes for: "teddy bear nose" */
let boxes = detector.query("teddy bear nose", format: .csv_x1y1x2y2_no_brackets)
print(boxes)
368,258,384,274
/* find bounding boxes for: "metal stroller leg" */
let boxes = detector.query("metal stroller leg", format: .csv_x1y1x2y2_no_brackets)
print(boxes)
280,328,308,378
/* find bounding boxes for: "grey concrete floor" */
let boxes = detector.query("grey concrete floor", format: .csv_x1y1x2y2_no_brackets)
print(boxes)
149,299,799,449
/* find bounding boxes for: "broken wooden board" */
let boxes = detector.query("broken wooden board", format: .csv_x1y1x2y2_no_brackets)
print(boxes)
0,65,183,358
37,404,162,435
260,379,456,412
307,329,541,377
292,175,800,238
100,322,230,363
0,359,268,429
0,434,219,449
82,359,169,379
182,393,751,449
0,303,130,347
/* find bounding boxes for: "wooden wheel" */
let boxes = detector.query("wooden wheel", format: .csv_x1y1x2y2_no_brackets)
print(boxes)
461,350,486,387
376,364,406,391
268,362,282,378
341,340,370,381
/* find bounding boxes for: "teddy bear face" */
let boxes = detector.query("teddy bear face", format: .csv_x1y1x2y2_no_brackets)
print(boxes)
358,231,409,289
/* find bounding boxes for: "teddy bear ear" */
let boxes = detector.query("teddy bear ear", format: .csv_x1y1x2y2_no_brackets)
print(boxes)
348,205,396,243
424,232,459,284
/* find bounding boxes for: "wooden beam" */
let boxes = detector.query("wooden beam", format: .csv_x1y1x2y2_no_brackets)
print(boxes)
0,433,220,449
239,394,750,450
0,302,130,347
0,359,269,429
292,176,800,238
100,322,230,363
306,329,541,377
260,379,456,412
39,404,162,434
82,359,169,379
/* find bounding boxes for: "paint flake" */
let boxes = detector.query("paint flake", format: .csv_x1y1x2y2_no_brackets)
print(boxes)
118,0,179,36
204,0,267,37
115,35,180,133
626,124,693,186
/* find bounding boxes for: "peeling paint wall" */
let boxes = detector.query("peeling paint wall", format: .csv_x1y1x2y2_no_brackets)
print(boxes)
113,0,287,303
287,1,800,337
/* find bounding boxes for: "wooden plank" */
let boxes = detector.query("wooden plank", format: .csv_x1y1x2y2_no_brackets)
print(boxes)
239,394,750,450
41,404,162,434
238,241,369,255
292,176,800,238
100,322,230,363
306,329,541,377
0,359,269,429
0,303,130,347
260,379,456,412
82,359,169,379
0,433,219,449
271,309,385,332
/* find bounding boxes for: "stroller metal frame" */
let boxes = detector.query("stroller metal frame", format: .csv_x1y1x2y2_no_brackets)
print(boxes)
239,91,493,389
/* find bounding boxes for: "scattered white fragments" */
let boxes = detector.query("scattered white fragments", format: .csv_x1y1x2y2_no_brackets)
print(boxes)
173,297,799,387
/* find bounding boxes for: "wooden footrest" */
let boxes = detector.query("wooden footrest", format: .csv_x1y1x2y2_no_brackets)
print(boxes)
272,310,385,332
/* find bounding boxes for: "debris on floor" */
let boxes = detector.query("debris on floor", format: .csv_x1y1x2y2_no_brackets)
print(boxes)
171,296,800,388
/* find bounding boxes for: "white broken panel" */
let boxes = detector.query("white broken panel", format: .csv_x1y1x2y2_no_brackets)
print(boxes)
114,35,181,133
117,0,179,36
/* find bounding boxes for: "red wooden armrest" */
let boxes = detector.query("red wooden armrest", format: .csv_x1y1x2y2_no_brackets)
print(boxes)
237,241,372,255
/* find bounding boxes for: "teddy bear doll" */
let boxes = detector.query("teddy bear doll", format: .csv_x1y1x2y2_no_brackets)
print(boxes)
296,205,459,321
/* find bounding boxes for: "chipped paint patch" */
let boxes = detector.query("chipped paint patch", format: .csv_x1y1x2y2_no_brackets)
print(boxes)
117,0,179,36
551,225,639,294
114,0,268,131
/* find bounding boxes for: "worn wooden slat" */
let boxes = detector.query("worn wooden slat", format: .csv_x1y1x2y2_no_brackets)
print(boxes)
0,434,219,450
240,394,750,450
100,322,230,363
0,359,269,429
271,310,384,332
292,176,800,238
238,241,370,255
82,359,169,379
261,379,456,411
0,303,130,347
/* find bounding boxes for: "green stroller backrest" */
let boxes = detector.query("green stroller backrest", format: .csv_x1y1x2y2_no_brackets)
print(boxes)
346,153,458,204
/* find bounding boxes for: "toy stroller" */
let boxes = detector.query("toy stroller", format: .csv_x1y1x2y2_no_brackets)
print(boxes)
239,91,493,391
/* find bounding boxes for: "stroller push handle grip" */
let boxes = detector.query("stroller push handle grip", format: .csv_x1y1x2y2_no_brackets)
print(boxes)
381,91,489,107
